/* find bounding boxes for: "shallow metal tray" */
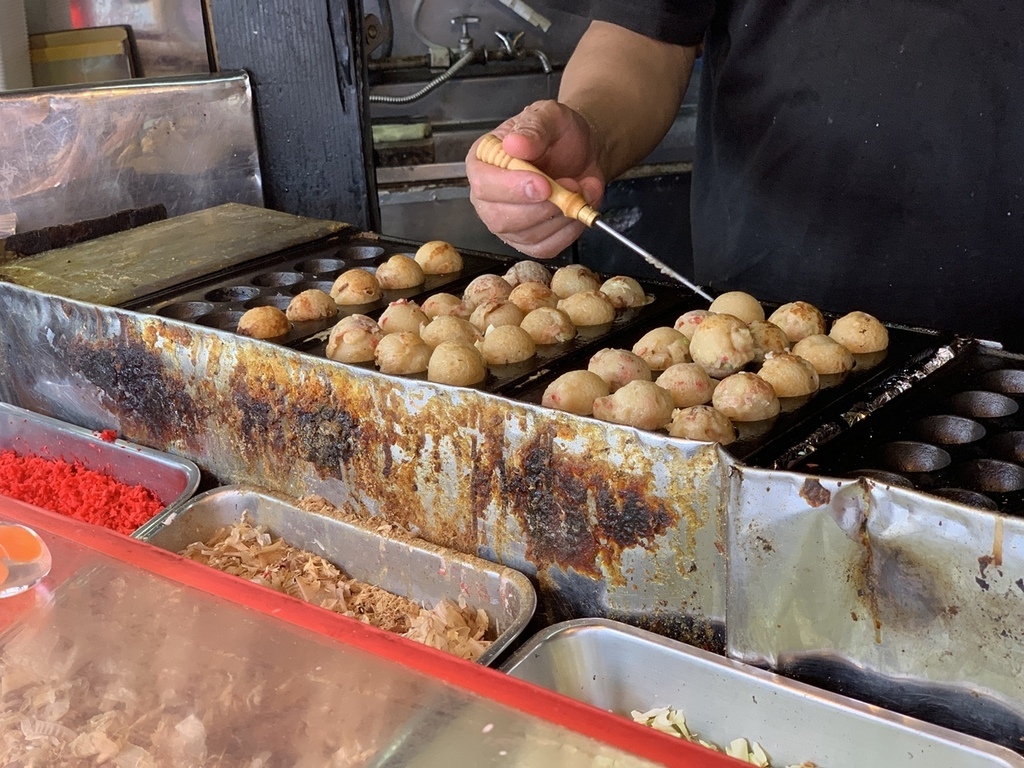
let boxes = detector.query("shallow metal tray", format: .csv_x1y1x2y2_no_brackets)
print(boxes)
138,485,537,666
502,618,1024,768
0,401,201,536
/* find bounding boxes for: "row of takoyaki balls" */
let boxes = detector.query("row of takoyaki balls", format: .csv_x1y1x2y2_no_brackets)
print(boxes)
541,291,889,444
235,240,466,339
238,242,656,386
236,241,650,346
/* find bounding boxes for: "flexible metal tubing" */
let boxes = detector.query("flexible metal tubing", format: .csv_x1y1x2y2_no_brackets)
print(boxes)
368,50,476,104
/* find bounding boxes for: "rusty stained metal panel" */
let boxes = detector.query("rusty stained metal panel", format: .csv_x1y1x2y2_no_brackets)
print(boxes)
481,417,727,648
726,466,1024,749
0,282,727,645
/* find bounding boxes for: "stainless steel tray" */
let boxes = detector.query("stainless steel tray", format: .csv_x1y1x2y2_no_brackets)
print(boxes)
502,618,1024,768
138,485,537,666
0,401,201,537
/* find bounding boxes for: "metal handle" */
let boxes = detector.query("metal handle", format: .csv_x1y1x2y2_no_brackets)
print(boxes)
494,29,525,56
476,134,600,227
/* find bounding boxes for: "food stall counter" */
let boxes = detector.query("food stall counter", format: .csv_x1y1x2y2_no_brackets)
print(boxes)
0,495,735,767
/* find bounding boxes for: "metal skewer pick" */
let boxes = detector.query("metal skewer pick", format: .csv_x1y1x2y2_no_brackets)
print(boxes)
476,133,714,302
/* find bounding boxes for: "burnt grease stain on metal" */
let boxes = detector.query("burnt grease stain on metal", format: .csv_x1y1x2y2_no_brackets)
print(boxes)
294,403,363,470
500,424,679,583
979,554,997,579
800,477,832,507
468,408,508,533
849,520,955,642
64,331,206,441
613,611,725,655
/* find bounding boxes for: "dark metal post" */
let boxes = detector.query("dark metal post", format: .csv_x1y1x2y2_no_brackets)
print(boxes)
208,0,380,230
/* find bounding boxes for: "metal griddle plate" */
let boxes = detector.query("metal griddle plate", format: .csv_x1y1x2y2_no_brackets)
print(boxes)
0,204,348,307
790,340,1024,515
126,231,947,467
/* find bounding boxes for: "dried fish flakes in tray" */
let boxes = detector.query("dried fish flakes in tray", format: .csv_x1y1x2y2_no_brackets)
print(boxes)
180,514,494,662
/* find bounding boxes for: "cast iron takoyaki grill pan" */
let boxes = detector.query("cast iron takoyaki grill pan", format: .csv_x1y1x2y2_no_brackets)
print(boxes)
126,232,497,346
509,314,947,463
788,341,1024,513
124,231,948,467
125,231,692,392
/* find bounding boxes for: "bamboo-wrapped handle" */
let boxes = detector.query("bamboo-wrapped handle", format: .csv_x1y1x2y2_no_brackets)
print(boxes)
476,134,600,227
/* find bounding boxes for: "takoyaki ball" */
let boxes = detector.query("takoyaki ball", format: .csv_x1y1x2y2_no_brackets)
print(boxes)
767,301,826,343
477,325,536,365
829,311,889,353
758,352,820,398
632,327,691,371
237,306,291,339
550,264,601,299
673,309,712,340
588,348,653,393
509,281,559,313
655,363,715,408
427,342,487,386
378,299,429,336
469,300,525,331
375,254,425,290
286,289,338,322
375,332,431,375
689,313,755,378
592,380,675,431
599,276,649,309
421,292,469,319
414,240,463,275
463,274,513,310
326,314,383,363
419,315,482,349
748,320,791,364
541,370,610,416
792,334,855,375
331,268,382,305
503,260,551,287
709,291,765,325
712,372,780,422
557,290,616,327
667,405,737,445
521,307,577,345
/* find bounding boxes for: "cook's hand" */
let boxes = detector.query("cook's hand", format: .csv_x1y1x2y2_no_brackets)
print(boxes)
467,100,605,259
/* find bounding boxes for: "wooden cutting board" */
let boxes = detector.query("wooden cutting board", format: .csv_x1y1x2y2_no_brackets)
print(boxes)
0,203,350,306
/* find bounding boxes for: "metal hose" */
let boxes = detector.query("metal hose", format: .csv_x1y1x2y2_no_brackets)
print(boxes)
368,49,476,105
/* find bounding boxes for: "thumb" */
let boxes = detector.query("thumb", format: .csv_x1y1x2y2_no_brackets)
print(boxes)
500,100,565,163
579,176,605,208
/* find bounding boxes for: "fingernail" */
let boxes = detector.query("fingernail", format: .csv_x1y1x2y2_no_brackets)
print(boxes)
524,181,542,201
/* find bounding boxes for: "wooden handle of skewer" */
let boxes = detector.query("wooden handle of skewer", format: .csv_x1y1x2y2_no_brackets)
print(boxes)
476,133,600,227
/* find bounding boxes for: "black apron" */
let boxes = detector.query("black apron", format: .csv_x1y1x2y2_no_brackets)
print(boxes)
691,1,1024,345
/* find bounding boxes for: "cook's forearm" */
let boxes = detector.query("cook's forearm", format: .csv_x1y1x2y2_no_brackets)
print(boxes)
559,21,696,180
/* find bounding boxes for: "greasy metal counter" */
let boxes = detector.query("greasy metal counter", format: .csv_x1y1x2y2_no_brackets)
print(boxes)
0,215,1022,754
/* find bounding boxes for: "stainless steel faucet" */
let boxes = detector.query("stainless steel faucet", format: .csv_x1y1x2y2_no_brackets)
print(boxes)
494,30,525,57
451,15,480,54
492,29,552,73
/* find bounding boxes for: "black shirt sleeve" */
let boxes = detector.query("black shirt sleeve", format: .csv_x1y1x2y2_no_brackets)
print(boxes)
590,0,715,46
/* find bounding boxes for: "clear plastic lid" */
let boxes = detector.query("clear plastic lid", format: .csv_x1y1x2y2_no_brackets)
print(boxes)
0,495,735,767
